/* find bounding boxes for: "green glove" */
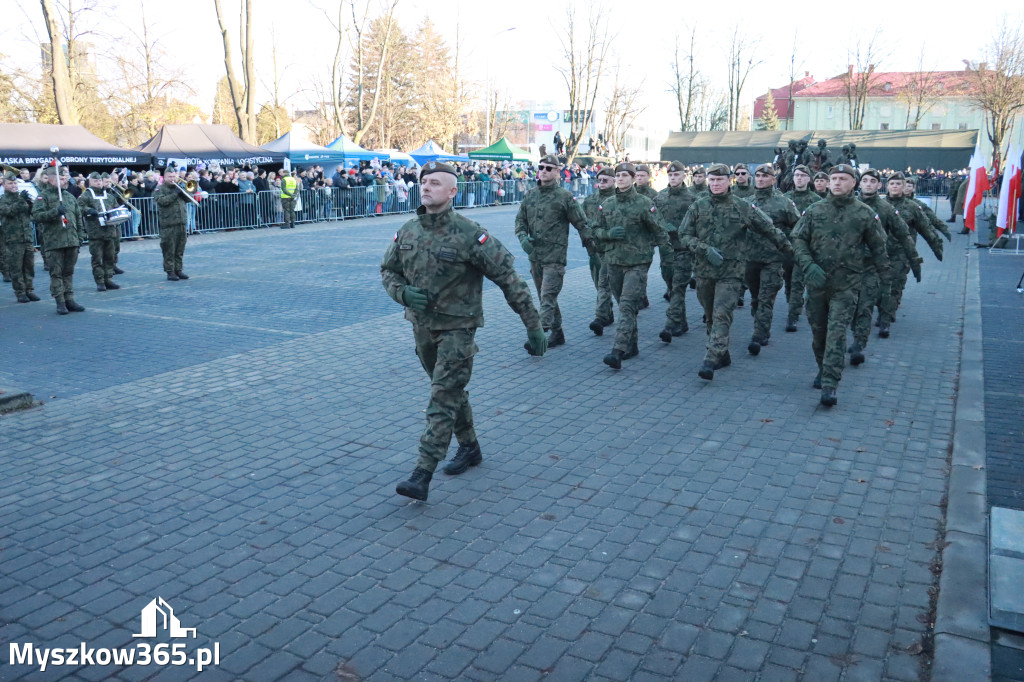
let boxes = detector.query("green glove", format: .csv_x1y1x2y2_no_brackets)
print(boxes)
518,234,534,255
525,328,547,356
588,253,601,272
934,242,943,261
912,262,922,282
658,244,673,263
401,285,429,311
661,263,672,283
945,231,952,242
805,263,826,288
706,246,724,267
608,226,626,240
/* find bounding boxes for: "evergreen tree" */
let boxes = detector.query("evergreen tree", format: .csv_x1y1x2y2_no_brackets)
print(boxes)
759,90,780,130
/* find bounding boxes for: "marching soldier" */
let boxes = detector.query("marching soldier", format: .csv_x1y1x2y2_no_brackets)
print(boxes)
904,177,953,242
0,170,40,303
884,173,942,335
655,160,696,341
783,165,822,331
32,166,85,314
791,164,889,406
155,166,190,280
582,167,616,334
680,164,792,381
78,172,122,291
514,154,590,347
381,161,546,501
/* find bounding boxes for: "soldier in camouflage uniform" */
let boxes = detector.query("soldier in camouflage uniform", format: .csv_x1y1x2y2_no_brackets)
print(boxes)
851,169,921,361
634,164,659,310
792,164,890,406
78,172,124,291
32,166,85,315
885,173,942,335
690,166,709,196
655,160,696,341
730,164,754,199
904,177,953,242
582,167,616,333
514,154,590,347
813,171,829,198
783,165,822,331
155,167,191,281
744,164,800,355
591,163,673,369
680,163,793,380
0,171,40,303
382,161,546,501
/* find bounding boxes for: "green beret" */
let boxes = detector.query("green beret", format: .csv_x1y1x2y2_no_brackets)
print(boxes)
692,166,707,176
830,164,859,179
707,163,730,177
539,154,561,167
101,172,110,179
597,166,615,179
793,165,811,176
733,163,748,173
813,171,828,180
614,162,636,176
163,166,177,175
860,168,882,181
636,163,651,174
3,171,18,182
886,171,906,182
754,163,775,177
668,160,686,172
420,160,458,178
88,171,102,180
40,166,58,177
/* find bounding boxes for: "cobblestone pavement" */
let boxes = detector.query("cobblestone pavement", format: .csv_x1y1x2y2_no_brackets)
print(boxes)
1,205,965,681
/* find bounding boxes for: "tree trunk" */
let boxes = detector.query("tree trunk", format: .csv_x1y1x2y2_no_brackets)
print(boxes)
40,0,78,125
244,0,256,143
213,0,247,140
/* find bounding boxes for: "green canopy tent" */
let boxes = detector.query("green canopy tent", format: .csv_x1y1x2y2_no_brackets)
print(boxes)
467,137,532,162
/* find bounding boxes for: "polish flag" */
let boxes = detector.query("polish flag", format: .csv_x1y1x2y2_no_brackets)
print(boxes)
964,141,990,232
996,142,1022,238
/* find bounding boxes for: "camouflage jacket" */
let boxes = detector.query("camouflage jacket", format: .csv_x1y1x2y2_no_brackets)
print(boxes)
78,188,124,240
514,183,589,265
888,196,942,259
745,187,800,263
859,194,919,266
635,184,658,200
654,184,696,248
32,183,83,249
382,204,541,331
0,189,35,243
680,190,792,280
582,188,614,253
792,193,890,290
690,184,709,198
912,196,952,240
155,181,189,230
784,188,821,214
731,182,754,199
591,186,671,267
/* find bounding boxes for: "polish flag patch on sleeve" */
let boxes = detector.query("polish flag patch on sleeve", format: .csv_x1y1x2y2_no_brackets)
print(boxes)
650,206,657,213
393,232,399,241
477,232,489,244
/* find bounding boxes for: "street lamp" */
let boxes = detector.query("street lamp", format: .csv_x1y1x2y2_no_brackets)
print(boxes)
484,27,516,146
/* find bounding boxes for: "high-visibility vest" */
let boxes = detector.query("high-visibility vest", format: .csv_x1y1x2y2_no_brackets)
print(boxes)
281,176,298,198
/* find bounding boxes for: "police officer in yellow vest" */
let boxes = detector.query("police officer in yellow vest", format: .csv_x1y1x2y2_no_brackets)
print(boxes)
280,170,299,229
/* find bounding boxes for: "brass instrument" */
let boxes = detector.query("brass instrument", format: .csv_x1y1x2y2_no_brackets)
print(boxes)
109,185,140,217
184,179,199,193
173,180,201,207
2,163,23,175
121,187,135,199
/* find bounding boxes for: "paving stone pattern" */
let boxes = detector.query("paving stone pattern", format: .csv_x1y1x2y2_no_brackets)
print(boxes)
0,207,965,681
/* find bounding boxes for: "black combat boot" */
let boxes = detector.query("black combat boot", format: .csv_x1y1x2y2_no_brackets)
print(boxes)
641,296,650,309
176,271,189,280
589,320,604,336
663,290,671,301
878,322,890,338
675,322,688,335
659,328,673,343
603,349,624,369
714,351,732,369
65,297,85,312
56,299,69,315
820,387,838,407
624,340,639,360
785,315,798,332
748,338,761,356
849,344,865,366
112,266,125,275
698,361,715,381
547,328,565,347
443,442,482,475
689,277,697,289
105,280,120,290
812,371,822,389
167,271,180,281
16,294,29,303
96,283,107,292
736,297,744,307
396,467,433,501
26,292,40,301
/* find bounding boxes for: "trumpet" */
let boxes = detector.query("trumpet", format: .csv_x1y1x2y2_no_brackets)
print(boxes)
2,163,23,175
173,180,201,206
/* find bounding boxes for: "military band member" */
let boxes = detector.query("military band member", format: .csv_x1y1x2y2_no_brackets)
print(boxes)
0,171,40,302
32,166,85,314
78,172,122,291
155,166,190,280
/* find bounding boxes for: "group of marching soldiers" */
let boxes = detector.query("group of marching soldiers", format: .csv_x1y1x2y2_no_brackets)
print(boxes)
514,154,950,408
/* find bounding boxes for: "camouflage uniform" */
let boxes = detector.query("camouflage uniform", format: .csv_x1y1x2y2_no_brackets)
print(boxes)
855,194,919,346
731,182,754,199
155,181,189,274
32,181,84,305
592,185,671,355
654,184,696,333
680,189,792,368
382,205,541,473
909,190,952,240
582,184,615,324
887,195,942,311
635,182,661,303
78,188,123,286
514,182,589,334
745,186,800,344
0,187,37,299
792,194,889,390
783,187,822,325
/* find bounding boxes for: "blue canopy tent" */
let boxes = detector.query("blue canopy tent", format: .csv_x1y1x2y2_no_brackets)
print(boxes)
263,132,347,167
325,134,390,165
380,149,418,167
408,140,469,165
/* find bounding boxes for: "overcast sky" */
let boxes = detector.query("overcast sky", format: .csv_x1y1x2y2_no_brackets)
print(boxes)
2,0,1014,135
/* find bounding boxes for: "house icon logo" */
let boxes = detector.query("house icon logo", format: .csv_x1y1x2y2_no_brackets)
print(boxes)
133,597,197,638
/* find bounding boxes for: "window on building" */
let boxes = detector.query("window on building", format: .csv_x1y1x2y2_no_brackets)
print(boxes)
932,123,942,130
826,105,833,119
880,122,890,131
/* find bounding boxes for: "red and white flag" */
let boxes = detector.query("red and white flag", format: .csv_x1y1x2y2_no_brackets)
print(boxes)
964,140,990,232
996,141,1022,238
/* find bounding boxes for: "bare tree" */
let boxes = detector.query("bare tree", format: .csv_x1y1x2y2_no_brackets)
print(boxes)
965,24,1024,172
349,0,399,145
692,82,729,131
556,3,611,162
39,0,77,124
841,31,887,130
213,0,256,142
725,25,763,130
669,26,700,131
784,31,802,130
896,50,942,130
312,0,351,138
603,68,646,153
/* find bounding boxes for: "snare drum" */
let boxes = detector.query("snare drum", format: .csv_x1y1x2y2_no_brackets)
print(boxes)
102,206,132,226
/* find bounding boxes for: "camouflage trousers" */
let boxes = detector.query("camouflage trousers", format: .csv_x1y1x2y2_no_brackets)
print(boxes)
282,197,296,225
745,261,784,341
0,239,7,280
665,249,693,331
412,326,478,473
587,246,600,288
45,246,78,301
879,256,909,324
529,260,566,332
594,258,613,324
89,236,117,284
160,224,187,273
6,242,35,297
608,264,647,352
696,276,743,365
787,262,805,321
806,282,860,389
851,269,883,349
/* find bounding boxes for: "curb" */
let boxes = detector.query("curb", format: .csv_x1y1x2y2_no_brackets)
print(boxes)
0,387,35,414
932,248,991,680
